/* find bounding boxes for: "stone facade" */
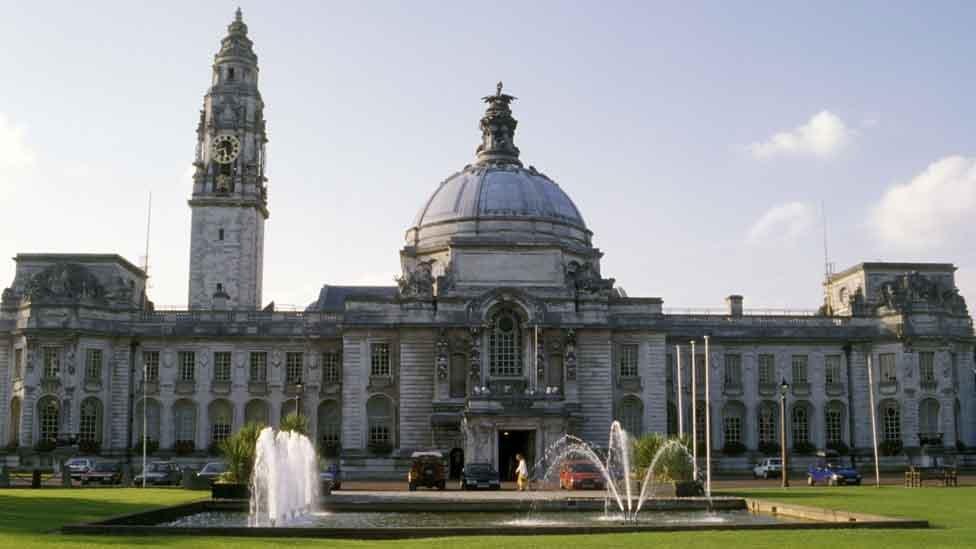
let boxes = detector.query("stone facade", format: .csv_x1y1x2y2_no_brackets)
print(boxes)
1,12,974,478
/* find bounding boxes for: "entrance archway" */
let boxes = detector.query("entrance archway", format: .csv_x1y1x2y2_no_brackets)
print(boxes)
449,447,464,479
498,429,534,481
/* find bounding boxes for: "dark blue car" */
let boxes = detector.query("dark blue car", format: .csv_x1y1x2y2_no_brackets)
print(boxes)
807,451,861,486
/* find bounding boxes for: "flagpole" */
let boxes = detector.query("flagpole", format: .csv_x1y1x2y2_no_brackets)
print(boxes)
690,340,698,482
704,335,712,498
675,345,684,437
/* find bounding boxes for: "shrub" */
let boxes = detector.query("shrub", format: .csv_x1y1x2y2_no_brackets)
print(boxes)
279,413,309,436
219,422,264,485
758,441,780,456
132,438,159,455
826,441,850,455
34,439,56,453
879,439,903,457
722,441,747,456
793,441,816,455
368,441,393,455
174,440,195,456
78,439,100,455
320,441,341,458
632,433,693,482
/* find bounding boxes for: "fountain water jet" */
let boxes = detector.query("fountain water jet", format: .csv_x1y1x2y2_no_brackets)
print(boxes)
249,427,319,527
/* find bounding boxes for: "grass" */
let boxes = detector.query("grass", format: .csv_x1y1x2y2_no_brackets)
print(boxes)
0,486,972,548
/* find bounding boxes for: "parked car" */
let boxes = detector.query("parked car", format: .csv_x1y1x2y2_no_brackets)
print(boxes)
320,461,341,491
807,451,861,486
559,460,606,490
459,462,501,490
81,461,122,485
64,457,95,480
134,461,182,486
752,458,783,479
196,461,228,485
408,451,446,491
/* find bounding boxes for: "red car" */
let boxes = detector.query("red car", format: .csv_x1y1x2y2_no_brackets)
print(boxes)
559,461,606,490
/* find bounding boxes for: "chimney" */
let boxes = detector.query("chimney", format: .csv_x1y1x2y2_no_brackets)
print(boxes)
213,284,230,310
726,295,743,317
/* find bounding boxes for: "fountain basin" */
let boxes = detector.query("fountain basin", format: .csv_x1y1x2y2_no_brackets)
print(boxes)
60,492,928,539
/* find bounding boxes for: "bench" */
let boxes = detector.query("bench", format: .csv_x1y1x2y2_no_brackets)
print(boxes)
904,466,958,487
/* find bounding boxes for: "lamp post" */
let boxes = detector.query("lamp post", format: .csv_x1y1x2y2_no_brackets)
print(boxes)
294,381,304,417
141,360,147,489
779,378,790,488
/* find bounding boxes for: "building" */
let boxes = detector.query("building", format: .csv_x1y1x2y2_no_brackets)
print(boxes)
1,11,974,478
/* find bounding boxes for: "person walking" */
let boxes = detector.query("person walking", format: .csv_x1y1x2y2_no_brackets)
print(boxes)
515,453,529,491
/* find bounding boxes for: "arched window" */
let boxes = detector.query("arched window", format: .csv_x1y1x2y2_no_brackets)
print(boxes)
695,401,707,446
618,396,643,436
758,402,777,444
791,404,810,445
209,400,233,445
245,399,269,426
9,397,21,447
135,398,161,444
723,402,745,445
79,398,102,443
881,401,901,442
38,397,59,443
825,401,845,445
489,311,522,377
666,401,678,436
317,400,341,449
918,398,940,438
174,399,197,445
366,395,395,447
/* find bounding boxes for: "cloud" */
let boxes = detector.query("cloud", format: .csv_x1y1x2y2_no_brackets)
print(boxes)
747,202,814,244
748,111,853,159
0,113,36,196
871,155,976,249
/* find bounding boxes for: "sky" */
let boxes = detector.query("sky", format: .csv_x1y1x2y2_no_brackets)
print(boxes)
1,1,975,313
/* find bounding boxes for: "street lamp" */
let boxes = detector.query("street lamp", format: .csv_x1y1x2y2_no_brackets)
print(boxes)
294,381,304,417
779,378,790,488
141,360,148,489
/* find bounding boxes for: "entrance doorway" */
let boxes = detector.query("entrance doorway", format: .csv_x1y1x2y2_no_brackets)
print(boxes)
449,448,464,479
498,430,534,481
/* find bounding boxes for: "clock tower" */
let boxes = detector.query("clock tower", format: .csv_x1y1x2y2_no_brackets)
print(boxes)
187,9,268,310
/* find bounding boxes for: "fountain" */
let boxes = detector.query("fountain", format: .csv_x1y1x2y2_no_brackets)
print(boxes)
248,426,319,526
533,421,699,521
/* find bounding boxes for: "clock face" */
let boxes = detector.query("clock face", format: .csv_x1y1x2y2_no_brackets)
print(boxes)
212,134,241,164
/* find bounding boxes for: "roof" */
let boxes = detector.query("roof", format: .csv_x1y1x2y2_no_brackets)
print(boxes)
14,253,147,278
828,262,957,282
306,284,398,312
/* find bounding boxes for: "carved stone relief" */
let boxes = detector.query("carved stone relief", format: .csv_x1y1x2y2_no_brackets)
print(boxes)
564,329,577,381
397,259,435,299
469,327,482,382
436,330,449,381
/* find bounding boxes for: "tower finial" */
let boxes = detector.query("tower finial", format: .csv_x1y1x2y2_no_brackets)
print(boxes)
475,83,521,165
235,7,243,23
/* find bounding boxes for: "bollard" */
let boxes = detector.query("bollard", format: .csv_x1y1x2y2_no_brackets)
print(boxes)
0,466,9,488
31,469,41,488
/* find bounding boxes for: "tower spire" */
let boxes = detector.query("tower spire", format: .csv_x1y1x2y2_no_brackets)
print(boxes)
475,81,522,166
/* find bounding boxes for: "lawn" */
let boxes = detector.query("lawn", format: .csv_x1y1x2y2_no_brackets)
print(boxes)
0,486,972,548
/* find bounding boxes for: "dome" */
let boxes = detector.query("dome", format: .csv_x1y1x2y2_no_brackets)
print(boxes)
412,164,586,230
405,84,592,251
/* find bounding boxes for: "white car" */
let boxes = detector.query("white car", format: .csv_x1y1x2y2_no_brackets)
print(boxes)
752,458,783,479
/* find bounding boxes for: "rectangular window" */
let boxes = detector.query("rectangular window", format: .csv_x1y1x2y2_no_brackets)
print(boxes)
665,354,674,385
758,406,776,444
213,352,232,382
144,350,159,382
178,351,195,382
919,352,935,383
619,344,639,378
43,347,60,378
791,355,808,384
879,353,897,383
371,343,391,377
286,352,304,384
322,352,341,385
14,348,23,379
369,423,390,445
723,415,742,444
724,354,742,387
694,355,705,387
825,408,842,444
825,355,841,385
758,354,774,385
249,352,267,382
84,349,102,380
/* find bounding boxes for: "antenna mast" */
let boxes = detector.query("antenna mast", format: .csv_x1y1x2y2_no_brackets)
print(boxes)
143,191,152,276
821,200,833,314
